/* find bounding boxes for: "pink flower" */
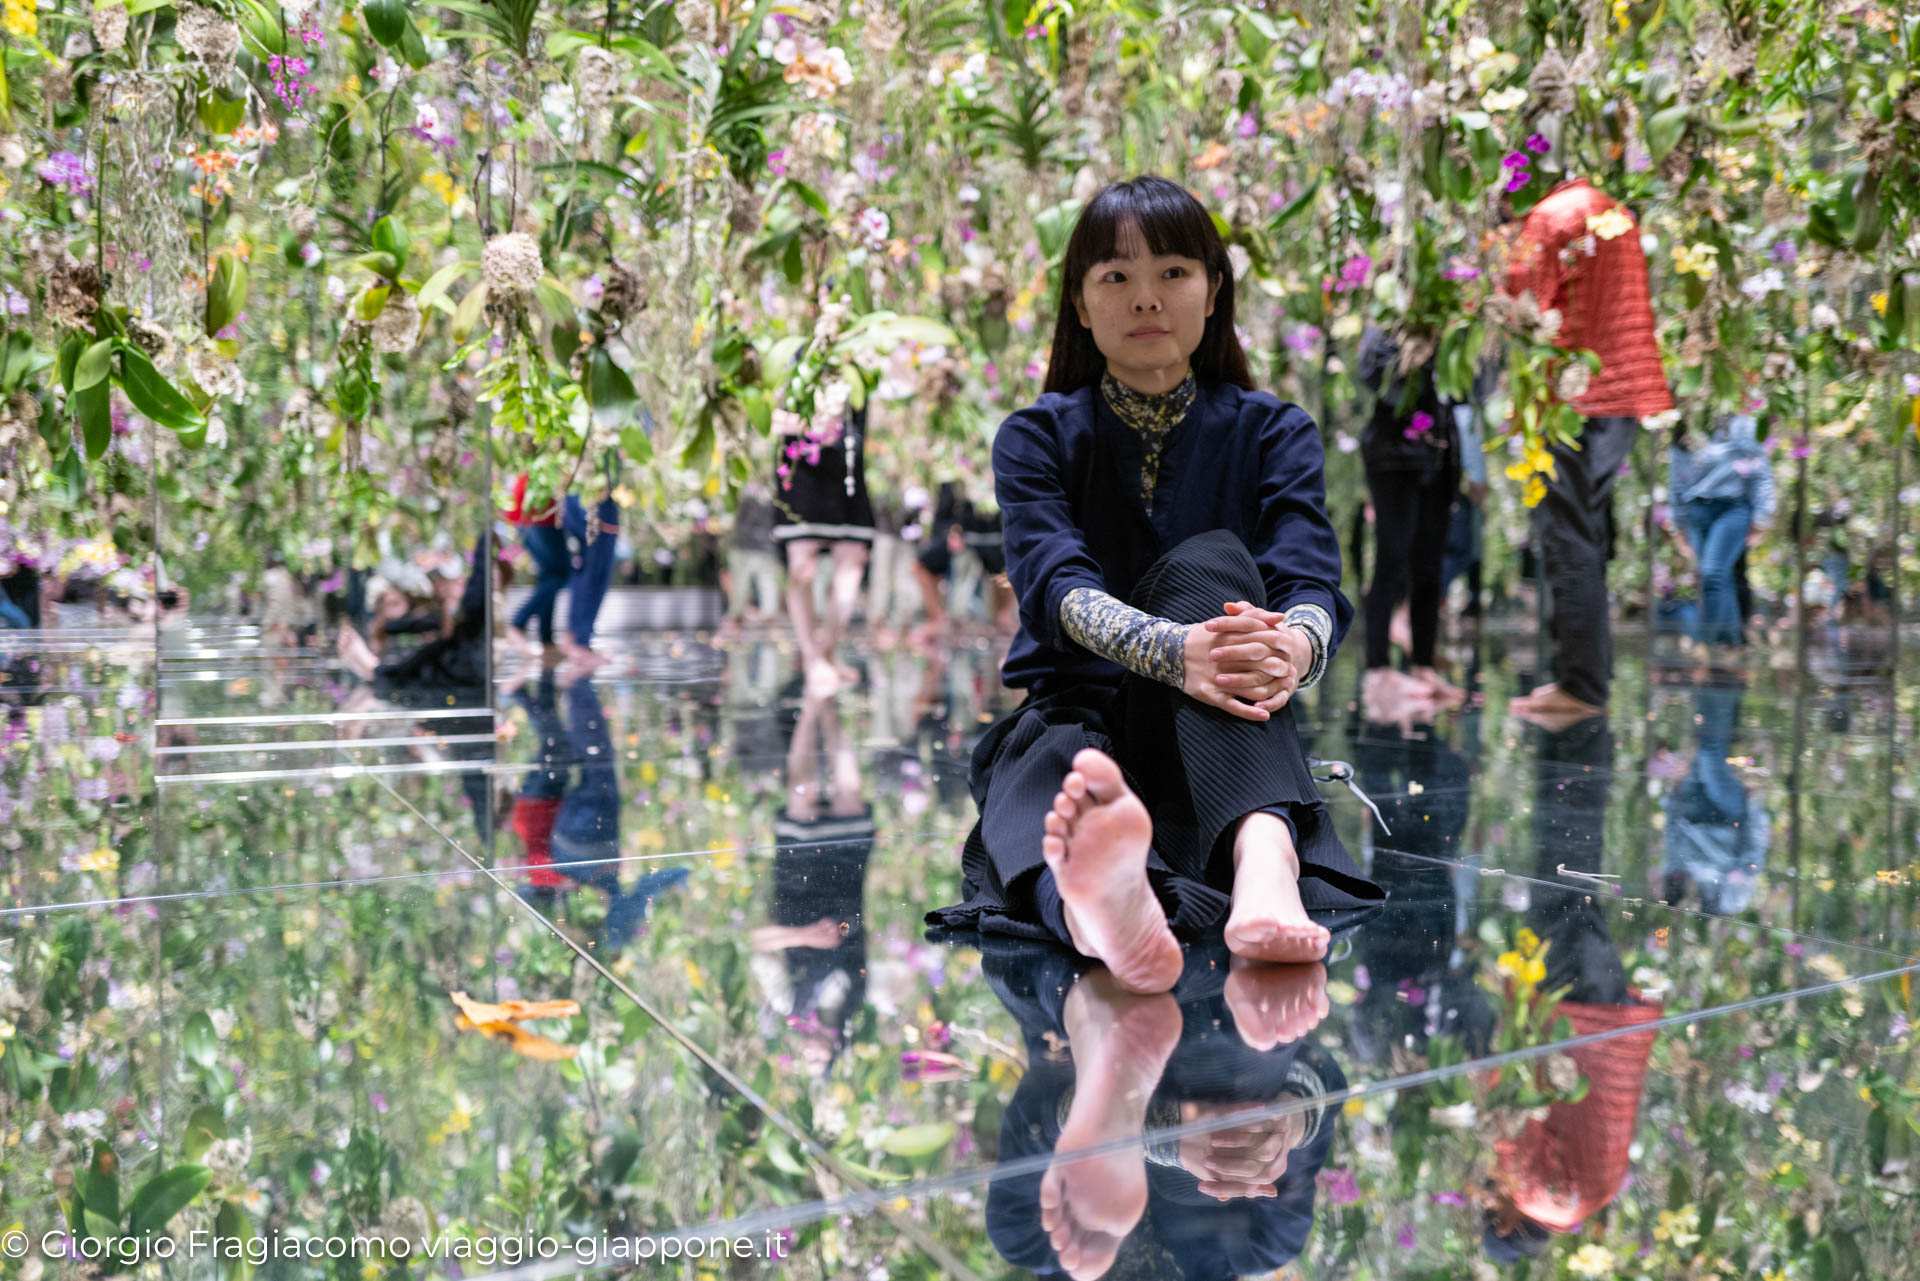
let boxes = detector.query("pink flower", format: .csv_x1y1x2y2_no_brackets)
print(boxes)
1320,1168,1362,1206
1403,410,1435,440
1501,151,1529,169
1236,111,1259,139
1441,256,1481,282
767,149,787,177
1505,171,1532,193
1525,133,1551,154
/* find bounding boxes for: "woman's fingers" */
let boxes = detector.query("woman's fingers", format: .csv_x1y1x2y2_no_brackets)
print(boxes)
1206,687,1271,722
1203,614,1271,634
1210,638,1290,665
1254,689,1294,713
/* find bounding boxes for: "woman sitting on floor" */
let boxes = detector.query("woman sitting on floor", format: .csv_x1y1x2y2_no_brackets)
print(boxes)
925,176,1382,994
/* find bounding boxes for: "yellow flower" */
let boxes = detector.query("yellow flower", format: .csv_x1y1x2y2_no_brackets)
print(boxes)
1522,474,1547,508
1871,291,1889,316
1515,927,1541,957
1611,0,1631,30
1586,208,1634,241
0,1019,14,1039
421,172,459,207
1655,1206,1702,1249
1569,1243,1617,1277
2,0,36,39
1672,242,1719,279
79,846,119,873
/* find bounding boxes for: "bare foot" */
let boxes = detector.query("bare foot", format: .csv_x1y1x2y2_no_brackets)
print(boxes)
1408,665,1468,705
1389,602,1413,655
803,659,843,700
834,660,860,686
1040,970,1181,1279
1224,813,1330,964
335,626,378,681
1041,749,1184,995
1223,957,1329,1051
1509,682,1604,730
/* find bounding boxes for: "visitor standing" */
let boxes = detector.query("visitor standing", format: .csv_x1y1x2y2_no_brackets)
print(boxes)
721,481,784,631
772,396,875,696
1669,410,1775,653
561,480,620,669
504,471,567,659
1504,173,1673,724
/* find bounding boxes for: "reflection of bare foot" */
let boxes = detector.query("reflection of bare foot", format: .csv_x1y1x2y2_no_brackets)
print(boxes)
803,659,842,700
562,642,610,669
1223,957,1329,1051
1040,971,1181,1280
1509,682,1604,731
834,660,860,687
1363,667,1439,725
1041,749,1184,995
335,626,378,681
505,625,540,657
1224,813,1329,964
1408,665,1467,705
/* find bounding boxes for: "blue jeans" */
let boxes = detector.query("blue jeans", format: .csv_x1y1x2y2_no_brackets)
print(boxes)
0,597,28,630
1681,497,1751,646
563,495,619,647
511,524,570,644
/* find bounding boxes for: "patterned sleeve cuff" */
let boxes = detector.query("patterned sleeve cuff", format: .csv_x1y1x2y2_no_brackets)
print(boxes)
1060,587,1186,689
1282,603,1332,691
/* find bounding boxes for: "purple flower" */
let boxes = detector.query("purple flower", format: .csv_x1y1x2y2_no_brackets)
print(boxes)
1505,171,1532,193
1403,410,1435,440
766,149,787,177
1024,22,1046,38
1236,111,1259,139
37,151,95,196
1771,240,1798,266
1903,374,1920,398
1891,1014,1910,1039
1525,133,1551,154
1334,254,1372,292
1441,256,1481,282
1397,1225,1417,1250
1320,1168,1362,1205
1791,437,1810,460
269,54,314,109
1501,151,1529,170
1285,324,1323,354
1431,1190,1468,1206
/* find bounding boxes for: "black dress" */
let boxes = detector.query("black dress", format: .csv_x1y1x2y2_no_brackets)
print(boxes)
772,401,876,543
925,381,1383,944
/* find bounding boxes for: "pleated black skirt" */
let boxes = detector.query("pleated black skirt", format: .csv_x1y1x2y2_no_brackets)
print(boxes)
925,529,1384,944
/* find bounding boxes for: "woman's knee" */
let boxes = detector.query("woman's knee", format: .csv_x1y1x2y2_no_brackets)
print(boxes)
1132,528,1266,613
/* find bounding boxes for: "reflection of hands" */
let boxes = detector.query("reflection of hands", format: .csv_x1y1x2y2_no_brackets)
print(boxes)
749,916,843,952
1176,1103,1307,1201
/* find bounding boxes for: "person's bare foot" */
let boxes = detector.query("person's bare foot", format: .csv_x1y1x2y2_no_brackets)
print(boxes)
1389,601,1413,655
562,642,610,670
1223,957,1329,1051
803,658,843,700
834,660,860,686
1408,665,1467,705
1224,812,1330,964
1040,970,1181,1279
335,626,377,681
1509,682,1604,730
1364,666,1439,710
505,625,539,657
1041,749,1184,995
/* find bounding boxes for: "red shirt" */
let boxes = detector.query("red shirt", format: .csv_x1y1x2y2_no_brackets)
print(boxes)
511,796,567,888
504,473,560,526
1507,179,1675,420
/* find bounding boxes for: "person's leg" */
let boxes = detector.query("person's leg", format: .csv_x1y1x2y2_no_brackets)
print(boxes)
911,543,951,642
824,538,868,675
724,547,753,621
524,525,571,647
0,597,28,630
1698,502,1752,648
565,497,619,654
1363,467,1416,671
867,532,896,635
1521,417,1635,715
1406,471,1465,701
783,538,837,693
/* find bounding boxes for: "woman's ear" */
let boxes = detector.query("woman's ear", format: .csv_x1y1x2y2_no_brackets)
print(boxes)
1207,271,1222,316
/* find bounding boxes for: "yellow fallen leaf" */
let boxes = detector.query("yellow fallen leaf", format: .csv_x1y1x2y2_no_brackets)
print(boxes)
459,1017,577,1060
449,990,580,1024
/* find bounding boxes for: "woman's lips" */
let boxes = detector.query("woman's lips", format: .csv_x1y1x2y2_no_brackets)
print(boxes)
1128,328,1168,338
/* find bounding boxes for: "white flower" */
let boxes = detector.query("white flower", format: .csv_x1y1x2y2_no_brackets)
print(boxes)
0,136,25,169
414,103,442,136
1555,362,1592,401
1810,303,1841,331
1741,268,1786,301
1431,1100,1479,1128
1481,85,1528,112
482,232,544,297
175,3,241,74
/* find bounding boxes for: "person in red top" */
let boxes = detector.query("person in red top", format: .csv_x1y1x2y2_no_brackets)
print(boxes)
504,471,567,658
1504,170,1674,725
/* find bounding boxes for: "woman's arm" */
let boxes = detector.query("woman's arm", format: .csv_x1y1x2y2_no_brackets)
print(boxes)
993,408,1110,653
1059,588,1185,685
1249,399,1354,658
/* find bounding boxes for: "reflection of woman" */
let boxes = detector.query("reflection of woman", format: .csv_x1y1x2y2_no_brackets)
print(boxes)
750,692,873,1077
926,177,1381,993
1663,683,1769,914
975,936,1341,1280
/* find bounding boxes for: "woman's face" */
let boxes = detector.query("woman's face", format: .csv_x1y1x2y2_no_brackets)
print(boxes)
377,590,410,618
1073,217,1221,393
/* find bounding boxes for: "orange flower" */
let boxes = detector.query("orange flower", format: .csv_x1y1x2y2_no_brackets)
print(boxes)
1194,140,1232,170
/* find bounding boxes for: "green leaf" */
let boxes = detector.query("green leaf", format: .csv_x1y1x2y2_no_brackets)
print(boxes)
363,0,409,47
114,344,205,432
449,281,488,343
878,1123,953,1158
1645,106,1691,164
1269,171,1324,231
74,340,114,391
80,1151,120,1224
357,286,392,322
371,215,409,261
416,261,478,313
619,424,653,464
182,1104,227,1162
196,90,247,135
127,1165,213,1238
783,179,829,217
535,276,577,328
206,252,249,337
57,333,86,392
399,17,430,67
183,1012,218,1069
73,379,111,461
214,1201,254,1281
763,1133,809,1178
233,0,286,57
587,349,638,425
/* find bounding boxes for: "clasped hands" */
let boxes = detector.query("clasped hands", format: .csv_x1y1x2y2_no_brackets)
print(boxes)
1182,600,1311,723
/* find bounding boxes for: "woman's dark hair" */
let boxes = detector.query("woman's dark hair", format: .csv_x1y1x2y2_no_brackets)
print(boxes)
1044,176,1253,396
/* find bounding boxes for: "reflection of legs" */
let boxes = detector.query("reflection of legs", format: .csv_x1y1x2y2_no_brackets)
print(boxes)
784,693,825,821
1530,716,1628,1004
817,694,864,817
1405,471,1464,701
513,525,570,649
823,540,867,676
1040,969,1181,1281
783,538,836,694
565,497,619,655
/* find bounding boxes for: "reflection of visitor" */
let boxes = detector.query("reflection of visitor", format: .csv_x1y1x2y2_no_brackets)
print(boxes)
1663,684,1769,914
750,690,873,1077
973,936,1342,1280
505,667,688,951
504,471,568,659
1354,323,1467,708
1486,715,1662,1261
927,176,1381,993
336,534,493,708
911,481,1014,639
772,399,874,698
1504,174,1674,723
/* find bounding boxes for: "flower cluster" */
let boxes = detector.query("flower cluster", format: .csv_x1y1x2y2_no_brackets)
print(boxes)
1500,134,1552,194
1671,242,1720,279
36,150,94,196
268,54,314,110
1327,253,1373,294
482,232,544,298
774,34,853,100
1505,438,1559,508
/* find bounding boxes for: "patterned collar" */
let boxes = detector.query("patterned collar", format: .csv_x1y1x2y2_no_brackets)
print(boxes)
1099,367,1198,512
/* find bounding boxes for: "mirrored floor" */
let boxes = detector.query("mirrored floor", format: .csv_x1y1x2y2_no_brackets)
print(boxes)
5,621,1919,1279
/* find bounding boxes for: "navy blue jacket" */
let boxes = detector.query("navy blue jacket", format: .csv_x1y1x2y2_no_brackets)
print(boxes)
993,378,1353,690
